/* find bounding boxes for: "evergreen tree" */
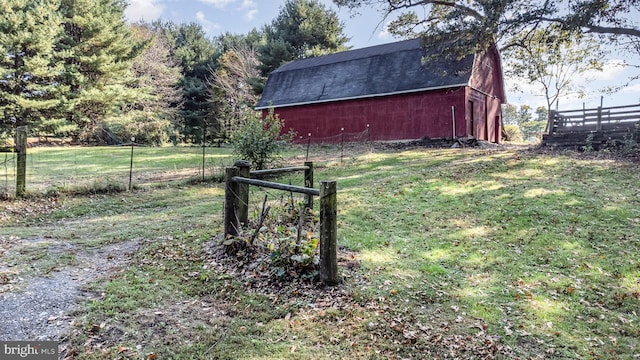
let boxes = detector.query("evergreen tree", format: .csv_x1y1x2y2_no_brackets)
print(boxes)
259,0,350,77
215,29,264,54
59,0,145,143
0,0,69,138
164,22,219,143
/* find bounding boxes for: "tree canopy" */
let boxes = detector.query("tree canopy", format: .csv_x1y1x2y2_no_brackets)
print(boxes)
59,0,146,142
0,0,68,138
259,0,350,76
163,22,220,143
504,26,605,129
0,0,353,145
333,0,639,58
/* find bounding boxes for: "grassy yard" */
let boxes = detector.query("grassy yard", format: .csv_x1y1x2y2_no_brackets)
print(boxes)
1,145,235,194
1,145,639,359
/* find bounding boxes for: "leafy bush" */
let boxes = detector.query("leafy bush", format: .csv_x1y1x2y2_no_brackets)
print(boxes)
230,109,295,170
582,133,595,152
504,124,523,142
107,114,172,146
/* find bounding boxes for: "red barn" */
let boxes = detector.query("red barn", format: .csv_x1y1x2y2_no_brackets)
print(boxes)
256,38,506,143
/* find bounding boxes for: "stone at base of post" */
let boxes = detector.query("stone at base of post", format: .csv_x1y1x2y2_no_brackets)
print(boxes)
319,180,339,285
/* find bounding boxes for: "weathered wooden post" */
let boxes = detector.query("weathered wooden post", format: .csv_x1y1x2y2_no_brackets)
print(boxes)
340,128,344,164
596,106,603,131
224,166,240,237
15,126,27,197
128,137,135,191
319,180,339,285
304,161,314,210
234,160,251,226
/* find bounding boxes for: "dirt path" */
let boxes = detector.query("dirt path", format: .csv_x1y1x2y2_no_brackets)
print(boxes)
0,239,140,341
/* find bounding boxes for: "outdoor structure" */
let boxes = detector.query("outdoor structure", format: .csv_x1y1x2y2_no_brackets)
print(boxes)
256,38,506,143
543,103,640,148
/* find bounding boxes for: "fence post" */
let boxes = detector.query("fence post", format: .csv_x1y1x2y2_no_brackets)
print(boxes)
129,137,135,191
202,144,206,181
596,106,603,131
224,166,240,237
340,128,344,164
319,180,339,285
15,126,27,197
304,161,314,210
234,160,251,226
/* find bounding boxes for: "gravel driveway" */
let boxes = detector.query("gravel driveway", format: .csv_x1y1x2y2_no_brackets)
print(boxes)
0,239,140,341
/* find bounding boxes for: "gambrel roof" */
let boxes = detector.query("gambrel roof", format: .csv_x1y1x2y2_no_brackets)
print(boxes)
256,38,475,110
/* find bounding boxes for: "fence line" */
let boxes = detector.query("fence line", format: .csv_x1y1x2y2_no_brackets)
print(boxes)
1,144,235,198
292,125,372,163
551,103,640,133
293,126,371,145
544,103,640,148
1,124,374,198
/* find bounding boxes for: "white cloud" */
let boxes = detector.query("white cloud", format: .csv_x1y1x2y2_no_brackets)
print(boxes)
199,0,236,9
124,0,164,22
239,0,255,8
195,11,221,34
621,82,640,95
197,0,257,22
245,8,258,21
239,0,258,21
586,60,626,81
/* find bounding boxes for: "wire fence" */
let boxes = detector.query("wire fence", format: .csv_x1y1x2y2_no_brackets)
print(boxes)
292,125,373,163
0,124,377,198
245,170,315,232
0,144,235,197
1,152,16,197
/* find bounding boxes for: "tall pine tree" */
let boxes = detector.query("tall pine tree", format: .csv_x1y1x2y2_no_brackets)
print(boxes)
164,22,219,143
0,0,69,138
59,0,145,143
259,0,349,77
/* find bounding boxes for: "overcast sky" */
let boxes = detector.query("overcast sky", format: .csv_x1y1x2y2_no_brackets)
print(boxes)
124,0,640,111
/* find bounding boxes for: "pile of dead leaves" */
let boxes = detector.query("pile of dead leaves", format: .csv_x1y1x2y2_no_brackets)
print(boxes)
0,196,62,223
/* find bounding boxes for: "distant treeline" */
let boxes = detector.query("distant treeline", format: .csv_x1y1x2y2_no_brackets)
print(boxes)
0,0,349,145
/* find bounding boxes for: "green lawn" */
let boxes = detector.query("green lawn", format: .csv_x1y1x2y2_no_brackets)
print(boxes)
1,145,235,194
1,146,638,359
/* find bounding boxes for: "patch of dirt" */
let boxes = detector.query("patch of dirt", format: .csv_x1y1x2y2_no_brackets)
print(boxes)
0,239,141,341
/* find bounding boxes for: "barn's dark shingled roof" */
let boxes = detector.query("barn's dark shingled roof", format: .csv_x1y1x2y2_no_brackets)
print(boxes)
256,38,474,109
